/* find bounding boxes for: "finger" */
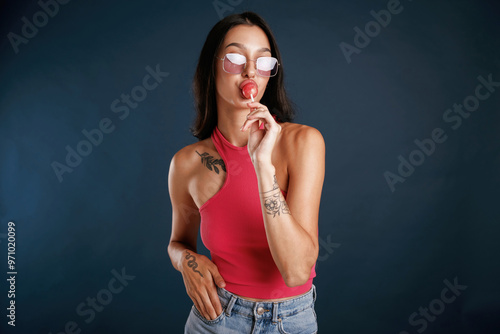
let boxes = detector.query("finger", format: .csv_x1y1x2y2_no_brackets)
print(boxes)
210,265,226,288
241,117,260,131
200,291,218,320
247,103,268,112
242,103,277,131
208,286,223,318
193,292,212,321
246,111,275,131
192,298,202,318
247,110,271,120
247,101,265,109
245,108,266,122
247,104,269,116
247,109,269,118
241,109,267,131
249,118,261,134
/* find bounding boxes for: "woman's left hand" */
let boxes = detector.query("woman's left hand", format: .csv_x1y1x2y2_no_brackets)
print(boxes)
240,101,282,166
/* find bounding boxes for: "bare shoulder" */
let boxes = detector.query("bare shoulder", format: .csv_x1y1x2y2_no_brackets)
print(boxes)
168,137,215,205
169,136,225,209
279,122,325,153
170,137,214,173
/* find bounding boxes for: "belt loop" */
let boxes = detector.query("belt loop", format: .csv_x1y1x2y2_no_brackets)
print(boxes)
312,284,317,303
272,302,279,323
225,295,237,317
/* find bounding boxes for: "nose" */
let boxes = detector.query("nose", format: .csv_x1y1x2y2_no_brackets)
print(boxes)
242,59,257,78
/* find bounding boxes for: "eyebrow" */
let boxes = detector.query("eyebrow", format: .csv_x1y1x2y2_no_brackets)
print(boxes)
224,42,271,54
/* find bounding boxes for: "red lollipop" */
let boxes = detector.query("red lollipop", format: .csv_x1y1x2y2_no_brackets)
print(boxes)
241,81,258,101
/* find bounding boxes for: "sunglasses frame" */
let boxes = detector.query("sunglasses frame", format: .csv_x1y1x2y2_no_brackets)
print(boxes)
215,53,280,77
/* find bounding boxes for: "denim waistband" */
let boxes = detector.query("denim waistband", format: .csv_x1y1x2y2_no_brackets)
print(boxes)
216,284,316,323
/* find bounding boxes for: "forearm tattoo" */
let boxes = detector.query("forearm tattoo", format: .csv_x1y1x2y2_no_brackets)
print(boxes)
185,251,203,277
261,175,291,218
269,175,279,191
196,150,226,174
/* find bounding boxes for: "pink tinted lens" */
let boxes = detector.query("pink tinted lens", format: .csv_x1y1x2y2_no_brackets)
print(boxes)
256,57,278,77
223,54,246,74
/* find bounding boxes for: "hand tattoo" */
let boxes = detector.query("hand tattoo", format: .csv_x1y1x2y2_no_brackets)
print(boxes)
196,151,226,174
185,251,203,277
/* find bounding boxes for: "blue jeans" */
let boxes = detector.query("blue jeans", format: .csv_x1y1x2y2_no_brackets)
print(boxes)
184,284,318,333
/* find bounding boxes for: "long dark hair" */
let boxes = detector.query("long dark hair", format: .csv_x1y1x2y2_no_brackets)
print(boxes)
190,11,295,140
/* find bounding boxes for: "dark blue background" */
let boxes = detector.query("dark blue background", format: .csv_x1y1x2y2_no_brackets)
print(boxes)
1,0,499,333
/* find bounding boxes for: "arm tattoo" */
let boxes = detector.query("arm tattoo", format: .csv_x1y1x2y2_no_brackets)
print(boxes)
185,251,204,277
270,175,279,190
261,174,291,218
196,150,226,174
263,192,291,217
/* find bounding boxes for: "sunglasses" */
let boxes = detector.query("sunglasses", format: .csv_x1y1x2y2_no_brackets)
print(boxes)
215,53,280,77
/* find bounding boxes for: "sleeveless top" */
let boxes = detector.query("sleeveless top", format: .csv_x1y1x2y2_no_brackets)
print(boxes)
199,119,316,299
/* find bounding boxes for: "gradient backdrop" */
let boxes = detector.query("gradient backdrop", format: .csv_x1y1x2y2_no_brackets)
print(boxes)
1,0,499,333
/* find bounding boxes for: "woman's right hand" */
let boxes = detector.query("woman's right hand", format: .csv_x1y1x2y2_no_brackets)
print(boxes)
180,250,227,320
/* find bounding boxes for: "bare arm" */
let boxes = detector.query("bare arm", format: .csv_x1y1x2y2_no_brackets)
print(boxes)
255,127,325,287
167,150,200,271
166,149,226,320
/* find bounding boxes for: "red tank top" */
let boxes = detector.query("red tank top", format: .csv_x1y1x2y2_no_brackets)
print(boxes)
199,119,316,299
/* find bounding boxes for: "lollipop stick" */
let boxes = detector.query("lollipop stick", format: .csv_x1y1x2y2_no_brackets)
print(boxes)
250,93,254,102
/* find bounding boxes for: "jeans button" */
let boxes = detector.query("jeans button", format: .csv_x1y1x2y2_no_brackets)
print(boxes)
257,307,265,315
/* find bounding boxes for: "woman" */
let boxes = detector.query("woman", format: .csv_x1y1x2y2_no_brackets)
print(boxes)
167,11,325,333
